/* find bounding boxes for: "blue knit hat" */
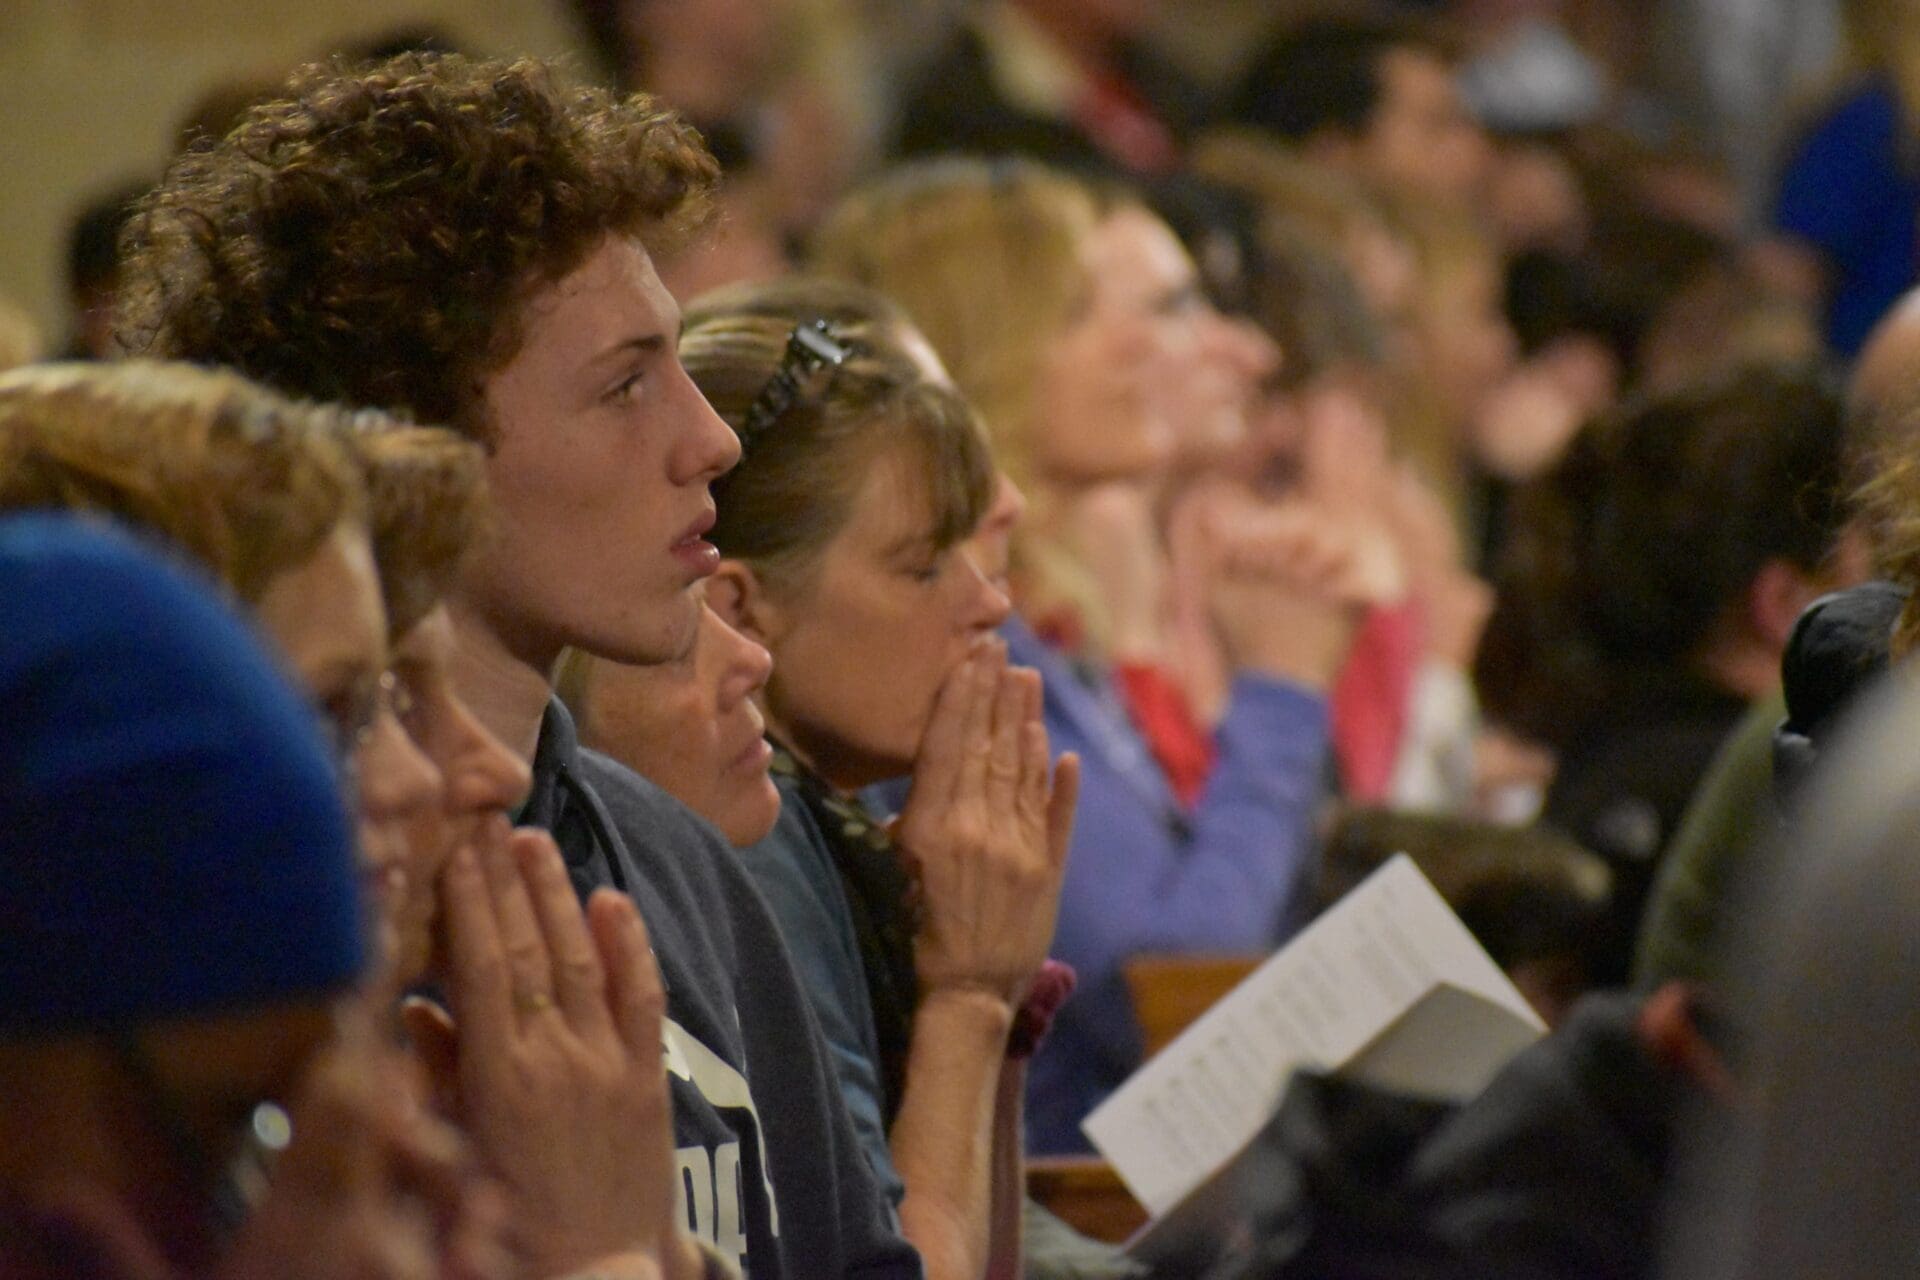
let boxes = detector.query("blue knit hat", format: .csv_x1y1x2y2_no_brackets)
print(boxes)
0,512,364,1036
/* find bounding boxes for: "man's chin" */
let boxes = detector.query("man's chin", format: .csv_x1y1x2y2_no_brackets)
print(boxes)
598,591,700,668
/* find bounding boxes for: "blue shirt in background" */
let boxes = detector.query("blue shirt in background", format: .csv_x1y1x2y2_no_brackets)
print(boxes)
1773,80,1920,358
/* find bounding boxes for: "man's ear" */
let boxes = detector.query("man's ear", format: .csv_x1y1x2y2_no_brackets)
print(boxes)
708,559,782,646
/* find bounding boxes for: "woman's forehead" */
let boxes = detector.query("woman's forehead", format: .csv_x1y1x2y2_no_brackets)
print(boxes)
837,447,948,555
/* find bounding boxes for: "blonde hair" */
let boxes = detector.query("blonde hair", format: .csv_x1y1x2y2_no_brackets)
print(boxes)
809,156,1100,493
0,360,367,604
1376,194,1507,515
341,426,489,640
1192,128,1391,255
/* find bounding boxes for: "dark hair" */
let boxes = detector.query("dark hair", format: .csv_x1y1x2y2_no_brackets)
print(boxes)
1224,16,1446,142
1477,363,1852,745
1324,807,1609,974
120,53,718,437
66,180,150,298
1246,215,1384,386
1504,249,1640,368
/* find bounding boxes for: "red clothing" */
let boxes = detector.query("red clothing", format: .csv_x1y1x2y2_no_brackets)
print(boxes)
1329,602,1424,803
1113,660,1217,808
1113,604,1425,808
1071,73,1180,175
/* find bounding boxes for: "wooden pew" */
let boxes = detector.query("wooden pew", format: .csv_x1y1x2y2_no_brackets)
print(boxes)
1026,954,1263,1243
1123,953,1263,1057
1026,1155,1148,1243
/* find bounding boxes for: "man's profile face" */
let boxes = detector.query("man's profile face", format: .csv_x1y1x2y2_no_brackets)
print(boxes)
1359,47,1491,205
459,235,741,669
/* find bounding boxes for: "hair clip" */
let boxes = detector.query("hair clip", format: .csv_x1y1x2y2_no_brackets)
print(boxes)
738,318,851,451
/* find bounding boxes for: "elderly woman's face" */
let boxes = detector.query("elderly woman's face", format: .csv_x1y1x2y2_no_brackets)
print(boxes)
254,520,443,966
583,595,781,847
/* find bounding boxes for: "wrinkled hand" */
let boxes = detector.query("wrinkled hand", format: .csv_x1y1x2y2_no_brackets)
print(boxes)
895,642,1079,1008
1203,499,1371,690
402,819,692,1280
219,1006,512,1280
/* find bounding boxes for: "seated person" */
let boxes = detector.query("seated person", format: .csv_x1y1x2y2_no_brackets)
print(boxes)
568,277,1084,1280
0,511,474,1279
815,157,1361,1151
120,51,920,1276
0,360,696,1279
1475,363,1863,983
1223,15,1492,209
892,0,1200,179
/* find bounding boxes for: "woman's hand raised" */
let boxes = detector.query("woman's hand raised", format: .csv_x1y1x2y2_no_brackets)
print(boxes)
217,1004,513,1280
895,642,1079,1009
1203,498,1375,692
402,818,700,1280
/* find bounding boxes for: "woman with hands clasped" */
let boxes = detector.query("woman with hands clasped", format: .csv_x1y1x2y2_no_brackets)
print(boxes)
345,423,724,1280
345,435,714,1280
814,159,1372,1152
569,278,1079,1280
0,361,711,1280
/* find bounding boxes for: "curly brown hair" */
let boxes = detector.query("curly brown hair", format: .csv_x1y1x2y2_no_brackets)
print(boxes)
120,54,719,435
0,360,367,605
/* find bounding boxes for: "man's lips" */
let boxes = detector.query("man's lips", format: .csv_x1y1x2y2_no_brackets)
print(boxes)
672,506,720,574
676,506,716,544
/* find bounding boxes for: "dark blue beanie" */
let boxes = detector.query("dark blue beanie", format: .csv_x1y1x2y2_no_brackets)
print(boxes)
0,512,364,1036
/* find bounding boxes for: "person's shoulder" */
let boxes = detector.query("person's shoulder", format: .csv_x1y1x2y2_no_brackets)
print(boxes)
737,789,859,933
572,747,757,929
577,747,734,850
740,781,836,881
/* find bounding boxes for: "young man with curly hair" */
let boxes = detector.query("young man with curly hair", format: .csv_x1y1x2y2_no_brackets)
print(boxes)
121,54,921,1280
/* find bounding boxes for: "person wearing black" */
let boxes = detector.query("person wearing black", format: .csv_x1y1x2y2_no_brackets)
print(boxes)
1476,364,1860,984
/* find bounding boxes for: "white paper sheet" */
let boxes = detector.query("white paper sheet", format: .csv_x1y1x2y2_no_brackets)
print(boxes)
1082,854,1545,1215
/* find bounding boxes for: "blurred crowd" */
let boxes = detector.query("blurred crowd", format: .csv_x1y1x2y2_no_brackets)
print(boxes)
4,1,1920,1278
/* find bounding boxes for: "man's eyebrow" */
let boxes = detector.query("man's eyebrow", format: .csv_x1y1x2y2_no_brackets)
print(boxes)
586,333,670,369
